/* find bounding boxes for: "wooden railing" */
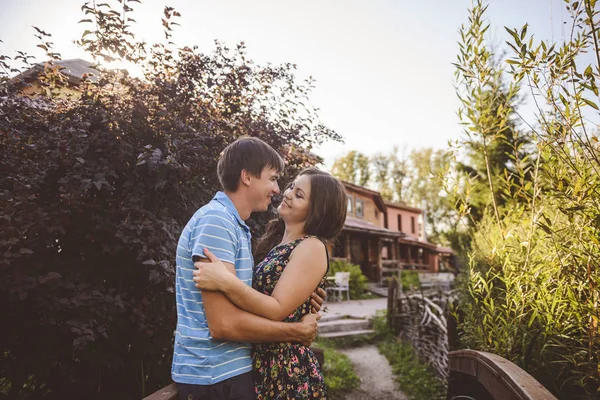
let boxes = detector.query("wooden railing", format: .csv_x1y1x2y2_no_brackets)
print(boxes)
447,350,558,400
142,383,177,400
387,278,558,400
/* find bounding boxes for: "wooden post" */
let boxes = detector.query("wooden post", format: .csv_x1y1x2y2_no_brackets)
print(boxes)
345,232,350,261
376,236,382,283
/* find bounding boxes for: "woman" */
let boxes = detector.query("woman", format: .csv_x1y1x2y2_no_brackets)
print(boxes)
193,167,347,399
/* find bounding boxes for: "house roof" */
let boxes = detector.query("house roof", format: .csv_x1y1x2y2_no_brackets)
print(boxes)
385,200,422,213
435,246,454,254
13,58,98,85
397,235,454,254
343,216,403,237
342,181,386,212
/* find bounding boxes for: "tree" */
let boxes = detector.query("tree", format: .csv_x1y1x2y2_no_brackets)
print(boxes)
403,148,455,244
371,152,392,200
389,146,408,202
0,1,340,399
331,150,370,186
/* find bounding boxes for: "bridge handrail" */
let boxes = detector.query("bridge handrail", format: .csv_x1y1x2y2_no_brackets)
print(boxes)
448,349,557,400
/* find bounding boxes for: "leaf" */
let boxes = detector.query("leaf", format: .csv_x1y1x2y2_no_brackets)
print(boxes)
142,259,156,265
520,24,528,40
19,248,34,254
582,98,599,110
32,26,50,36
536,222,553,235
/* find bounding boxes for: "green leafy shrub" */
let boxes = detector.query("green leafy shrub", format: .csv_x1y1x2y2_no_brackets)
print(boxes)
399,271,421,291
453,1,600,398
328,260,368,299
0,2,339,398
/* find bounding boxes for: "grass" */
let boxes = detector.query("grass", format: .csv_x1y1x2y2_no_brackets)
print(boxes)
354,291,381,300
377,339,446,400
313,340,360,399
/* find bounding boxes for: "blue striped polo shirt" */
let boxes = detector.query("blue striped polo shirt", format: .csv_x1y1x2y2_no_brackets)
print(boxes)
171,191,254,385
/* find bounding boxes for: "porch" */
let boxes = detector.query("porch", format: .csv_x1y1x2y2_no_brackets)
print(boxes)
330,217,454,285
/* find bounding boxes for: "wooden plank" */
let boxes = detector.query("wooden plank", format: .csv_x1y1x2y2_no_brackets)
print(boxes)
143,383,177,400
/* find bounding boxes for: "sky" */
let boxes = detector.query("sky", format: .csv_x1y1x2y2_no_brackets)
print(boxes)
0,0,575,168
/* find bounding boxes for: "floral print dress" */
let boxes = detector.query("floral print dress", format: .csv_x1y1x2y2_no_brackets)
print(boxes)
252,235,328,400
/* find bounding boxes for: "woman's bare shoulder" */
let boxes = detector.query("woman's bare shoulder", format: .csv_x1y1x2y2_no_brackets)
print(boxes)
290,237,326,266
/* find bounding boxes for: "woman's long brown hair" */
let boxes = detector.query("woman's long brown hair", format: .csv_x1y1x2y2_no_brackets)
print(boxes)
253,167,347,265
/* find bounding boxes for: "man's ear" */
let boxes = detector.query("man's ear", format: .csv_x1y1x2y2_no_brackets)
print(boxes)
240,169,252,187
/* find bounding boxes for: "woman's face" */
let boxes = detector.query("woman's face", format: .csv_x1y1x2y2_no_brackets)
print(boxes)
277,174,311,225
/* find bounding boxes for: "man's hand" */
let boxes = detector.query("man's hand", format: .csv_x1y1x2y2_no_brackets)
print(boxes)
298,312,321,347
310,287,327,313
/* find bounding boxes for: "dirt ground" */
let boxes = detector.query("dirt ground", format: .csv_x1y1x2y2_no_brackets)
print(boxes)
339,345,408,400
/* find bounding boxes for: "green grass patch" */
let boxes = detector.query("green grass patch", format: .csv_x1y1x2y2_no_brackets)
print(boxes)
354,291,381,300
372,312,446,400
313,341,360,399
377,339,445,400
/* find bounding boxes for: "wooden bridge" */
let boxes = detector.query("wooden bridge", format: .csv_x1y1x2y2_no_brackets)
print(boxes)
144,278,557,400
144,348,557,400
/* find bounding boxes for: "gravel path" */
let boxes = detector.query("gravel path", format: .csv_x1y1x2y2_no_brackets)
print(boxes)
339,345,408,400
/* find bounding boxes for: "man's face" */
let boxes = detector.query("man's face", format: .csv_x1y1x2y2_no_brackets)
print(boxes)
248,167,280,212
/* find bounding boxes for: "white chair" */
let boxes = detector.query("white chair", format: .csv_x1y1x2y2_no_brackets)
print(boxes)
327,272,350,302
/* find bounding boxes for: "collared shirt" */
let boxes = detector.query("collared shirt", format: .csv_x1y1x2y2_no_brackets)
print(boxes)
171,191,254,385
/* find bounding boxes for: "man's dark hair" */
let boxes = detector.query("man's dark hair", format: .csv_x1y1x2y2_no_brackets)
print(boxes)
217,136,285,192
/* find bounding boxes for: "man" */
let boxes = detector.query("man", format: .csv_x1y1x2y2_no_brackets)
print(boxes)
172,137,325,400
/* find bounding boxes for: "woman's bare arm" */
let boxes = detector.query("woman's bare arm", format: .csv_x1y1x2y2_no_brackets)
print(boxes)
196,238,327,320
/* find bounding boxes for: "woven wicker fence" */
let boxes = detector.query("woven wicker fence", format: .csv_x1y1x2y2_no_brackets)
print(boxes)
387,277,457,381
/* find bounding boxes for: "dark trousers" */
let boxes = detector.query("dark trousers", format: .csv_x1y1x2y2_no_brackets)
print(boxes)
176,371,254,400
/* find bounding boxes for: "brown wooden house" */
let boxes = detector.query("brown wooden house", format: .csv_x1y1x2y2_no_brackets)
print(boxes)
330,181,453,283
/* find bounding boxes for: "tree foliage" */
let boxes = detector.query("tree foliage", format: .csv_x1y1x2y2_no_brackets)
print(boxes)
330,150,370,186
0,1,339,398
331,147,458,246
454,1,600,398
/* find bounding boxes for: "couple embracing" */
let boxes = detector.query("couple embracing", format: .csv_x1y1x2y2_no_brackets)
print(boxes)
171,137,348,399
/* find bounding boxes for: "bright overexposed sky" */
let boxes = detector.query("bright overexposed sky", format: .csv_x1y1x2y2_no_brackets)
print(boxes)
1,0,573,167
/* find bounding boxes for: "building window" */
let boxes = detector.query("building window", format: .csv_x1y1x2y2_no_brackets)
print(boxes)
411,216,415,234
397,215,402,232
375,209,379,219
356,199,364,218
347,195,353,214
